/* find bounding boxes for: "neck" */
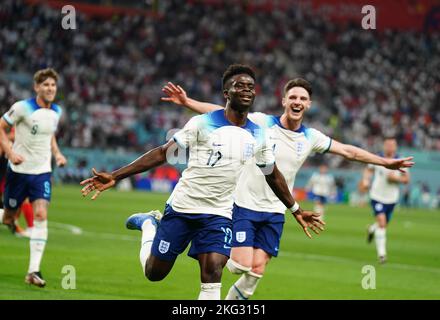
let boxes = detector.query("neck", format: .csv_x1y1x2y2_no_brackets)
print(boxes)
280,114,302,131
224,103,248,127
36,96,51,108
385,152,395,158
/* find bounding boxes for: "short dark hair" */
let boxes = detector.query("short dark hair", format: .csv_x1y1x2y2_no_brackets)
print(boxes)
384,135,397,141
283,78,312,97
222,64,256,90
33,68,59,84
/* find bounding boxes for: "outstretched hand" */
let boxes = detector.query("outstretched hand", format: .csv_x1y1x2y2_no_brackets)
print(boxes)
80,168,116,200
293,210,326,239
161,82,188,106
384,156,414,172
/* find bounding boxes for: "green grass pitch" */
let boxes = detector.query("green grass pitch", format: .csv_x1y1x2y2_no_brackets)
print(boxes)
1,185,439,300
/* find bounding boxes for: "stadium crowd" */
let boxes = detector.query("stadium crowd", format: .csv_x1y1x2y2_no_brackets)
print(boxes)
0,0,439,162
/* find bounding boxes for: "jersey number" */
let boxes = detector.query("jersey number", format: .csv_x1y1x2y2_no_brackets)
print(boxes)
207,150,222,167
31,124,38,135
221,227,232,246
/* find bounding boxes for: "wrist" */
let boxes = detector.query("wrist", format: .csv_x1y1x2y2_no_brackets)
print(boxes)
110,170,120,182
288,202,301,216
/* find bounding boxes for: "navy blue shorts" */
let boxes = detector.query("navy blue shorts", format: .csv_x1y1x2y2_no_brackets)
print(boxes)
371,199,396,223
231,204,285,257
313,194,327,204
3,167,51,209
151,204,233,262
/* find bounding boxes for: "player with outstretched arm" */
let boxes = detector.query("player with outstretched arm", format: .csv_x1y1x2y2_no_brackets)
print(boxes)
81,65,324,300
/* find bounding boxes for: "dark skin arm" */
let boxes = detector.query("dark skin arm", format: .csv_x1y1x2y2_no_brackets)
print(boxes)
263,164,325,238
81,140,175,200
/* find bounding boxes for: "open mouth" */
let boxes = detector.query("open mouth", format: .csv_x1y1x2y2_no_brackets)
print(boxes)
291,107,303,113
240,95,253,102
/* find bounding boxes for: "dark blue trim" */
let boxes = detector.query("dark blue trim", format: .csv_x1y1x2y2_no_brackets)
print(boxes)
323,139,332,153
233,285,248,300
256,161,275,168
172,136,186,149
27,98,40,112
378,151,399,159
268,115,306,133
205,109,262,139
2,115,13,126
27,98,61,115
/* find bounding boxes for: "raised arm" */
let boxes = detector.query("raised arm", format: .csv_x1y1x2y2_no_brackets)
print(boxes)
161,82,223,114
80,139,175,200
329,140,414,172
262,163,325,238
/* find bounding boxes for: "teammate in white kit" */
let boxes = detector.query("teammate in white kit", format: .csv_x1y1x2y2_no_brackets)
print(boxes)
0,68,67,287
81,65,324,300
161,78,414,299
306,164,336,220
361,137,410,264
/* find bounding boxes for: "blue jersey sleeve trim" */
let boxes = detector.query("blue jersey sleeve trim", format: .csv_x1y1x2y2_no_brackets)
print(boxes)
256,161,275,168
323,139,332,154
172,136,187,149
3,114,13,126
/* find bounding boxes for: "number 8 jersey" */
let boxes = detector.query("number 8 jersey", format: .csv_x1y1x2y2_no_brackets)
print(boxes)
168,109,275,219
2,98,62,174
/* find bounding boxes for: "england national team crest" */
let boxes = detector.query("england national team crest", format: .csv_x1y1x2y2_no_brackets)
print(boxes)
243,143,254,160
9,198,17,208
158,240,170,254
295,142,304,158
236,231,246,243
375,202,384,212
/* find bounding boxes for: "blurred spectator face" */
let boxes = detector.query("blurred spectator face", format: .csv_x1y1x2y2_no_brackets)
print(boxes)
319,164,328,174
34,77,57,104
224,74,256,112
383,138,397,157
282,86,311,122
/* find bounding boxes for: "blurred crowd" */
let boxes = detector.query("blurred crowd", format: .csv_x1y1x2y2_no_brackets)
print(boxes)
0,0,439,162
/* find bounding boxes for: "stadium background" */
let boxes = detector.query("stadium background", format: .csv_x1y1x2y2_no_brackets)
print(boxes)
0,0,439,300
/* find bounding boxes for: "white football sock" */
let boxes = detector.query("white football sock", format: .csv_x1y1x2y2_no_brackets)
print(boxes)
314,205,325,220
0,208,4,222
198,283,221,300
226,259,252,274
139,219,157,273
225,271,262,300
369,222,378,233
28,220,48,273
375,227,387,257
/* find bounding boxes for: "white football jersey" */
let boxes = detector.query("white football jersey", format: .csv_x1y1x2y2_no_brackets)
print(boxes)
233,112,332,214
2,98,62,174
167,109,275,219
368,162,407,204
307,172,335,197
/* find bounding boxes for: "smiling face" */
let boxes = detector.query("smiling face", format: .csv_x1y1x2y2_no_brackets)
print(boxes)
224,74,256,113
282,86,311,122
34,77,57,104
